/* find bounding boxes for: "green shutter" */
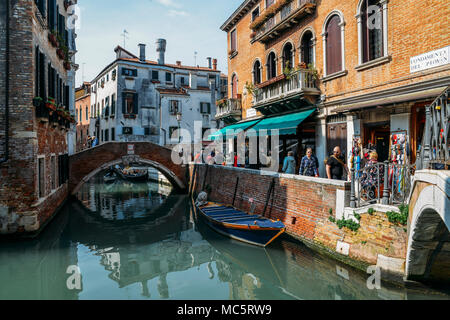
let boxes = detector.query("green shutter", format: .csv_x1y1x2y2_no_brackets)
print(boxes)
133,93,139,114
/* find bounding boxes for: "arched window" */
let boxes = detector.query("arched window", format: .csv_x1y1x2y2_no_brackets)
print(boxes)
324,14,343,76
360,0,384,63
282,42,294,71
300,31,314,66
231,74,238,99
267,52,277,80
253,60,262,85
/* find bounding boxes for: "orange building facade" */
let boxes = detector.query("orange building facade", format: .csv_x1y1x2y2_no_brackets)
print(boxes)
220,0,450,176
75,82,91,152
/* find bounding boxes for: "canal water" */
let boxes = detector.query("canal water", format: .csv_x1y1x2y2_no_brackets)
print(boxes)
0,172,448,300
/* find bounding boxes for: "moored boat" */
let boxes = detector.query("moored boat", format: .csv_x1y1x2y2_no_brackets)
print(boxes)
113,166,148,182
194,201,285,247
103,171,117,183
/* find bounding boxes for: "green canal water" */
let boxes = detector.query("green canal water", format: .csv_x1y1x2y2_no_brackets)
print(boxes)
0,173,448,300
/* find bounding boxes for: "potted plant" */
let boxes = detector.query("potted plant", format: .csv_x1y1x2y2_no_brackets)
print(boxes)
33,96,44,108
244,81,259,97
46,97,57,113
64,60,71,70
298,62,307,69
48,30,58,47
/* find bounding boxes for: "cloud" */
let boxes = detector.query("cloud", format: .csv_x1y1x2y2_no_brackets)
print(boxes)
168,9,189,17
154,0,181,8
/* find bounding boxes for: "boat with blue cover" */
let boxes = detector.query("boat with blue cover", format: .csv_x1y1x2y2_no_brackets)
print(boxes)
195,202,285,247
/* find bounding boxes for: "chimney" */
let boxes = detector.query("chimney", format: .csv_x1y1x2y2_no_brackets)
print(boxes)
176,61,181,66
207,57,212,69
189,72,197,90
138,43,146,62
213,59,217,70
156,39,167,65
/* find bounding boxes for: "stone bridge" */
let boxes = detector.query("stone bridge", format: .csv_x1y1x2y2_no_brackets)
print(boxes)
69,142,188,194
406,170,450,284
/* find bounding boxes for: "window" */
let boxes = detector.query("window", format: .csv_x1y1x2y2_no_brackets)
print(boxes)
47,0,56,30
252,7,260,21
104,129,109,142
111,94,116,115
300,31,314,66
85,106,88,121
152,70,159,80
181,77,185,85
166,72,172,82
169,126,179,140
266,0,274,8
122,68,137,77
101,130,103,142
267,52,277,80
282,42,294,71
144,127,150,136
35,47,46,100
231,74,238,99
111,128,115,141
169,100,180,115
58,154,68,187
123,127,133,135
38,157,45,198
112,69,117,81
325,14,343,76
35,0,46,18
253,60,262,85
200,102,211,114
230,29,237,53
360,0,384,63
122,92,138,115
51,155,56,190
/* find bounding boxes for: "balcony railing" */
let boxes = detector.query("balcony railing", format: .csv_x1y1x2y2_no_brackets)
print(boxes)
215,99,242,120
253,0,316,43
253,69,319,107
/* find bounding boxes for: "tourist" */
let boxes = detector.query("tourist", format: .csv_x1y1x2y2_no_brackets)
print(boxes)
361,151,384,199
282,151,296,174
326,146,349,180
299,148,319,177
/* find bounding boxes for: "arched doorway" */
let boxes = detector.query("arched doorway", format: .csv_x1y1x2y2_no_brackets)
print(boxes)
282,42,294,71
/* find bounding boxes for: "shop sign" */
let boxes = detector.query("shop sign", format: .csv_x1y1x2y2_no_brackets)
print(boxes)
246,108,257,118
127,144,135,155
410,46,450,73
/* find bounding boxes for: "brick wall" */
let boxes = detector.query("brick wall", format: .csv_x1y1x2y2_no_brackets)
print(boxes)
0,0,71,236
225,0,450,118
190,164,350,240
190,164,407,269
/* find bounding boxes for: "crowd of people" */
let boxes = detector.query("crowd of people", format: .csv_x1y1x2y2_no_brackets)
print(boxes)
194,145,361,182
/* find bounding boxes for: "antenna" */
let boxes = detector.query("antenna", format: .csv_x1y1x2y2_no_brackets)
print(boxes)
194,51,198,67
121,29,130,48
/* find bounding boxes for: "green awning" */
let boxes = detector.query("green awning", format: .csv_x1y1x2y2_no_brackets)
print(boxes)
207,119,261,141
246,108,316,136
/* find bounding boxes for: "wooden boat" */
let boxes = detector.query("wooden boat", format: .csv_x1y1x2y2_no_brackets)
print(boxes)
114,167,148,182
103,171,117,183
195,202,285,247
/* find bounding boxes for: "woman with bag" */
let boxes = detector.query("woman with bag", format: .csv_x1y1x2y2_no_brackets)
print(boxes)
299,148,319,177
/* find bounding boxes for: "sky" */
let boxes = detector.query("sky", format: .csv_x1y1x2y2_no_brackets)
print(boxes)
74,0,243,87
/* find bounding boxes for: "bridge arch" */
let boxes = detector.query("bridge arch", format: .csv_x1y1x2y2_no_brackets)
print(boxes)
69,142,188,195
405,171,450,284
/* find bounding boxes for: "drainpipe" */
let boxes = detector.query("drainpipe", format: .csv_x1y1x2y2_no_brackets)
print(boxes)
0,0,10,164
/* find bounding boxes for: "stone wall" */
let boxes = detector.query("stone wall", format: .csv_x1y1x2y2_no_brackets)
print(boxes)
190,164,408,274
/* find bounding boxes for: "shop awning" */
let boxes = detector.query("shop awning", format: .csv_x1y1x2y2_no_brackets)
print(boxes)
246,108,317,136
333,87,448,113
207,119,261,140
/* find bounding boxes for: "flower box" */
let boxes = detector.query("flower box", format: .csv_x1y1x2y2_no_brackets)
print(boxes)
57,48,65,60
64,61,71,70
48,33,58,47
123,114,136,119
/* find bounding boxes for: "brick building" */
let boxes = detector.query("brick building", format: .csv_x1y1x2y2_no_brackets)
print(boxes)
75,82,91,152
220,0,450,176
0,0,77,235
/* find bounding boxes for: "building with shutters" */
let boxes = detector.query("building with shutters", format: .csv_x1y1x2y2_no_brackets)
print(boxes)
220,0,449,176
0,0,77,235
75,82,91,152
88,40,226,148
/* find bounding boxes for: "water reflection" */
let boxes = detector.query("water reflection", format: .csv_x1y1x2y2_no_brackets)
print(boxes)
0,174,448,300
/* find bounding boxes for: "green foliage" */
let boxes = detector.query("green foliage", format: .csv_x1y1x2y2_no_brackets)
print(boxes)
354,213,361,221
329,216,336,223
335,218,360,232
367,208,374,215
329,208,333,215
244,81,259,97
386,204,409,225
361,241,367,245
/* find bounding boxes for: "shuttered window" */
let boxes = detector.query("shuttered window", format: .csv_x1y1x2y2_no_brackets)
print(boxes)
122,92,138,115
200,103,211,114
230,29,237,52
325,15,342,75
361,0,383,63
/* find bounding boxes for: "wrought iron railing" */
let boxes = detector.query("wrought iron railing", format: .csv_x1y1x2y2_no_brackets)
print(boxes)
350,162,415,208
216,99,241,118
253,69,318,106
416,86,449,170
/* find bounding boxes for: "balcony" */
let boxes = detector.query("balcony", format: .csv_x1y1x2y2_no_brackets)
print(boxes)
215,99,242,124
251,0,316,44
252,69,320,115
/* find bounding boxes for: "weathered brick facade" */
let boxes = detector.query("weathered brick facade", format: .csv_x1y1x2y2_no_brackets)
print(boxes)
0,0,76,236
190,164,408,273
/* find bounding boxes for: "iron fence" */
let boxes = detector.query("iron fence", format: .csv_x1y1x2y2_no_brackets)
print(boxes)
350,162,415,208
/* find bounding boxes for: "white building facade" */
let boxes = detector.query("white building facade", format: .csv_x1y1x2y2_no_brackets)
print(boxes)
89,40,224,147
